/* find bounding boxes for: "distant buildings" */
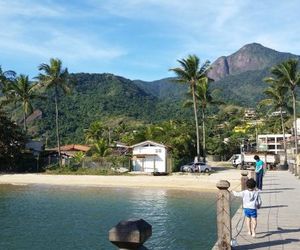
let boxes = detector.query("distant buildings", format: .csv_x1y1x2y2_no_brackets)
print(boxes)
257,134,292,154
244,108,256,119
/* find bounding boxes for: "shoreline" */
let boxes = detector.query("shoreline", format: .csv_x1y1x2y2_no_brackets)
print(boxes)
0,169,241,192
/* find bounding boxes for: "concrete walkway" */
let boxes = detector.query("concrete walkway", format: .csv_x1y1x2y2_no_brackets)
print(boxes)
231,171,300,249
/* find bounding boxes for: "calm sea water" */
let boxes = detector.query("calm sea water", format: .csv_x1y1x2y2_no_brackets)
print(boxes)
0,184,240,250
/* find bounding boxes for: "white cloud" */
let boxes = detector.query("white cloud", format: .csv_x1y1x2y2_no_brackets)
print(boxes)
0,0,126,62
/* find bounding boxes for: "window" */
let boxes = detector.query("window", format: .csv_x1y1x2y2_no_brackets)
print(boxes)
268,145,275,149
155,149,162,153
267,138,275,143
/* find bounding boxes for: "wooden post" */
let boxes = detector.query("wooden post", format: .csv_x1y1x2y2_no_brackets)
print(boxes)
216,180,231,250
241,170,248,191
109,219,152,250
249,167,256,181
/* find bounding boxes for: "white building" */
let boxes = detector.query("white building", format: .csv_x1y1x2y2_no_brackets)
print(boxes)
257,134,291,154
131,140,170,173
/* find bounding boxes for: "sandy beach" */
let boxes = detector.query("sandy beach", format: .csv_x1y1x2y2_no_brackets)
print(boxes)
0,168,242,191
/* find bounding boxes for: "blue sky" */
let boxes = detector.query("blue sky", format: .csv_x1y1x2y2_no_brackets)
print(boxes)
1,0,300,81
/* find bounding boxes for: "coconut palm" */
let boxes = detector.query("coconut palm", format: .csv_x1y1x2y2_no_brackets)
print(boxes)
184,78,218,162
196,77,214,162
270,59,300,175
37,58,72,164
92,138,112,159
261,77,290,167
7,75,39,132
0,67,16,107
170,55,210,161
84,121,105,143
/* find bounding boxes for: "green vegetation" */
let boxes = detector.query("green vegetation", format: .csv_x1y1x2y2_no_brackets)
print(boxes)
2,44,300,173
268,59,300,175
37,58,72,163
5,75,39,132
169,55,210,161
0,110,25,171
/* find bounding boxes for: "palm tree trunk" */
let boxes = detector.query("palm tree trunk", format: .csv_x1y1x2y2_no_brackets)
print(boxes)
292,91,298,176
192,84,200,162
54,87,61,166
280,107,287,168
202,106,206,162
23,108,27,133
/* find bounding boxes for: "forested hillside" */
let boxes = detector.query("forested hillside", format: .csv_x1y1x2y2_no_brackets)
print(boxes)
8,43,300,146
33,73,192,145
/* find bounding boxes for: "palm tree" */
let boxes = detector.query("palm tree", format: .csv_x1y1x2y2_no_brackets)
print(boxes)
261,77,290,168
7,75,39,132
84,121,105,143
37,58,72,164
92,138,112,159
170,55,210,161
270,59,300,176
196,77,214,162
0,66,16,107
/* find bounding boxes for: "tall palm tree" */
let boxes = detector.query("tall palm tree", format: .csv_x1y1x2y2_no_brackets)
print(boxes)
261,78,290,168
270,59,300,176
170,55,210,161
37,58,72,164
8,75,39,132
196,77,214,162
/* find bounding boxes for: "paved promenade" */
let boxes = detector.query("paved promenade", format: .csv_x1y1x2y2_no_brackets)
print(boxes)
231,171,300,249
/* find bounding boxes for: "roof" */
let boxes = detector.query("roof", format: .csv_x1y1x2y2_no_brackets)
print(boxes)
48,144,91,152
132,153,158,158
130,140,166,148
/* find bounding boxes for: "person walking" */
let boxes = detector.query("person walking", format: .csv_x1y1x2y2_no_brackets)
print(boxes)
233,178,262,237
254,155,264,190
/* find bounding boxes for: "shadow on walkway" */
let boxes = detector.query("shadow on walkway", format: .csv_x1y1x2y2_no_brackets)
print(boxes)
257,227,300,237
260,205,288,209
233,238,300,249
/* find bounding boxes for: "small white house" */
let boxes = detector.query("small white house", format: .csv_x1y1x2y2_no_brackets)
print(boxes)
131,140,168,173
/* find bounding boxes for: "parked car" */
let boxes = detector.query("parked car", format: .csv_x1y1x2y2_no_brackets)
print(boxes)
180,162,211,173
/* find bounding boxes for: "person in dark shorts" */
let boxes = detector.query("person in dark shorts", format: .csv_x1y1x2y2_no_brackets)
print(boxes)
233,178,262,237
254,155,264,190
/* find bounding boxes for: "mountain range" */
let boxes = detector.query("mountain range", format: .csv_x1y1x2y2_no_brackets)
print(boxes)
136,43,300,106
28,43,300,144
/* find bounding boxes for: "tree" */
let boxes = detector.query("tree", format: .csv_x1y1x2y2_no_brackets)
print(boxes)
37,58,72,164
84,121,105,143
270,59,300,175
170,55,210,161
196,77,217,161
0,110,25,171
0,66,16,107
91,138,112,160
7,75,39,132
261,77,290,167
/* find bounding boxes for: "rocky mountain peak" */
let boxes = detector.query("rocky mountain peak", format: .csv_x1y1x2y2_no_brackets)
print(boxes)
208,43,299,81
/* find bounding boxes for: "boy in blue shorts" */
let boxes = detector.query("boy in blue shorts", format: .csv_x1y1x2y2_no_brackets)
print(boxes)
233,178,262,237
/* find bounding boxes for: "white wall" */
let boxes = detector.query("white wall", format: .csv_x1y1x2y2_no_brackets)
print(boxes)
257,134,291,154
132,144,166,172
